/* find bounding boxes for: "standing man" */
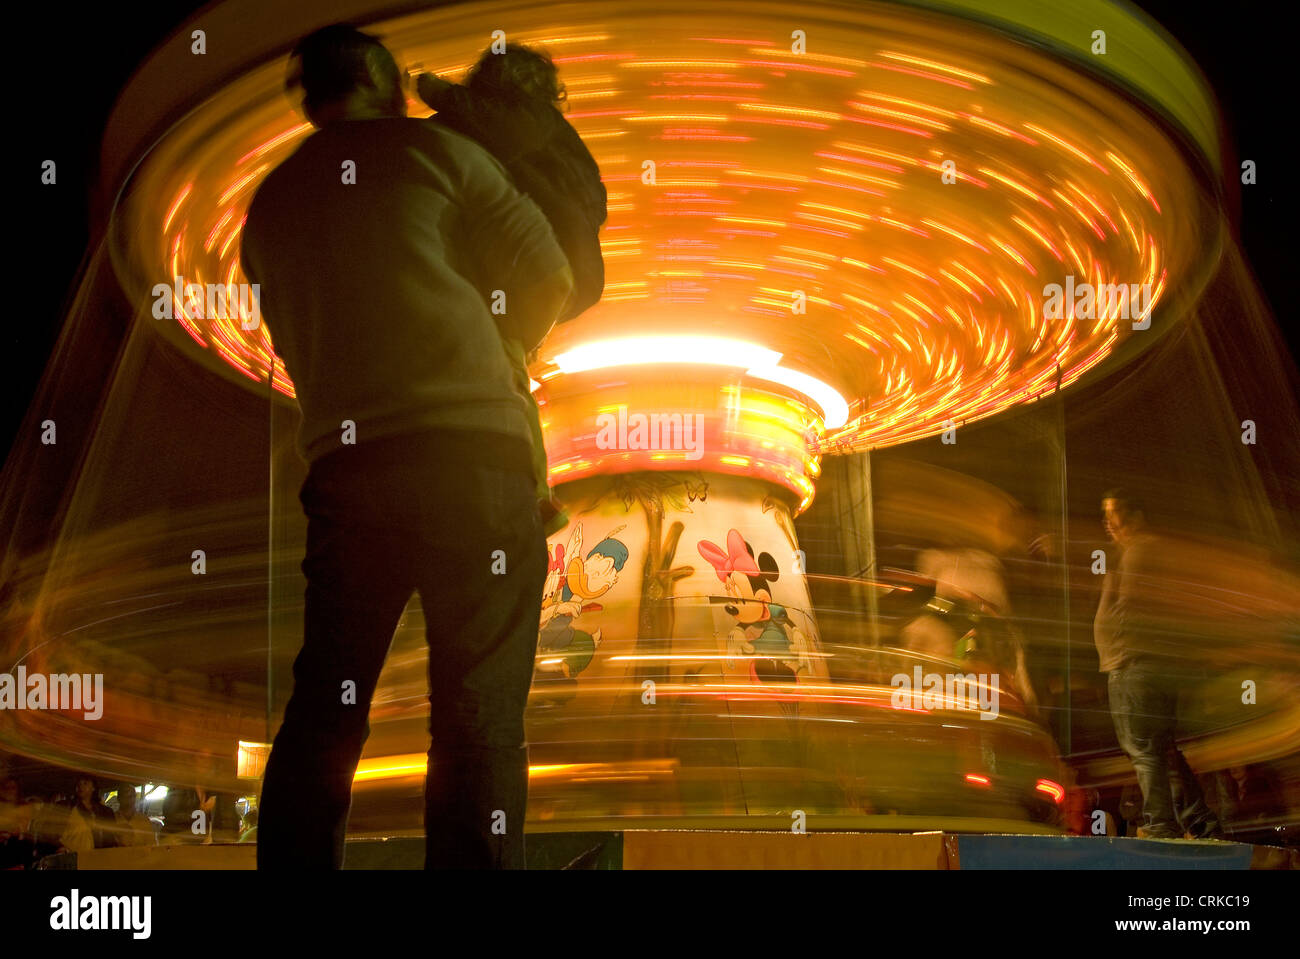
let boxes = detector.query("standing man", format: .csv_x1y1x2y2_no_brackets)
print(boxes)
241,24,573,869
1094,489,1223,839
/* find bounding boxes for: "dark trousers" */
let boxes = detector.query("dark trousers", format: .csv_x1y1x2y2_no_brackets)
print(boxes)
1107,658,1217,836
257,430,547,869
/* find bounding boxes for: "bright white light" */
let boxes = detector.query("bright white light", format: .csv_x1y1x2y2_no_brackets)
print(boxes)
746,364,850,429
548,334,849,429
553,336,782,374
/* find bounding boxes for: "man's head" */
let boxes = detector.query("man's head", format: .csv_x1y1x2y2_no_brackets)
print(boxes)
118,786,138,814
74,776,96,805
287,24,407,127
1102,488,1145,546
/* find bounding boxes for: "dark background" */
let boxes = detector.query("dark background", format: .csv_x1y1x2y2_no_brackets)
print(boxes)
6,0,1295,460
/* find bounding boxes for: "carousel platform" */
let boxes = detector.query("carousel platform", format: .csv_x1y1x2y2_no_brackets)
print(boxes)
43,830,1293,870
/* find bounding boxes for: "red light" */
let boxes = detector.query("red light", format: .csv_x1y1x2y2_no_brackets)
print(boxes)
964,773,991,787
1035,779,1066,804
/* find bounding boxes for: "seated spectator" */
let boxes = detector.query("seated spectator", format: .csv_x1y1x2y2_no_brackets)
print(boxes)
58,776,118,853
112,785,157,846
238,807,258,843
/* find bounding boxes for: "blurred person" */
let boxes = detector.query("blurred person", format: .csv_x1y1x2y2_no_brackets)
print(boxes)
1095,489,1223,840
1070,787,1117,837
58,776,118,853
175,752,241,844
1214,764,1289,843
28,794,65,856
0,777,36,869
1119,783,1144,837
160,773,238,844
241,24,571,869
1000,506,1065,730
159,782,210,844
912,543,1039,716
0,777,29,834
417,44,606,536
917,545,1010,613
238,807,258,843
209,789,241,843
112,785,156,847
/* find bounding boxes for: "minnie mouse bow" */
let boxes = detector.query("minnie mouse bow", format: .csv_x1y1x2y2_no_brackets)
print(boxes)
697,529,759,582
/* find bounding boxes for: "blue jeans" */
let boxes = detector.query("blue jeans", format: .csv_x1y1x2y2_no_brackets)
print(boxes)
1107,658,1218,836
257,430,547,869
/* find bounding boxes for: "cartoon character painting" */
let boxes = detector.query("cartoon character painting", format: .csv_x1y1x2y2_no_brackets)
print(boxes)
697,529,813,703
536,524,628,691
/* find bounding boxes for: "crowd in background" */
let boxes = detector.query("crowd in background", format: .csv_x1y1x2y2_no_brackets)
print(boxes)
0,772,257,869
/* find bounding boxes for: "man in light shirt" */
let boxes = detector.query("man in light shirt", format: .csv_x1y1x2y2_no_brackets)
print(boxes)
1094,489,1222,840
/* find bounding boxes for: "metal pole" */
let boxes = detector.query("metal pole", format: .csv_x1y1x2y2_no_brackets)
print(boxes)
862,450,880,647
266,373,274,744
1056,366,1071,755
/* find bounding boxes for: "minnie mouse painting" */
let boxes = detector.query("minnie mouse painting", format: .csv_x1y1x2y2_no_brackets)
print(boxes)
697,528,812,692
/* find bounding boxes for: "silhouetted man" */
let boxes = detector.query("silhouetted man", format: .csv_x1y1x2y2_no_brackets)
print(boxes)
241,24,573,869
1094,489,1222,839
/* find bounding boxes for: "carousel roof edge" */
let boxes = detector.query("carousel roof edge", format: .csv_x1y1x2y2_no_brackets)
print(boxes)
99,0,1223,212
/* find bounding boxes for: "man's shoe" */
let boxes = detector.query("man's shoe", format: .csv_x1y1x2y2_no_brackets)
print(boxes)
1184,822,1227,841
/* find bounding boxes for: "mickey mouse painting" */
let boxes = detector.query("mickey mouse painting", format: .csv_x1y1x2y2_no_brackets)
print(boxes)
697,528,812,690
